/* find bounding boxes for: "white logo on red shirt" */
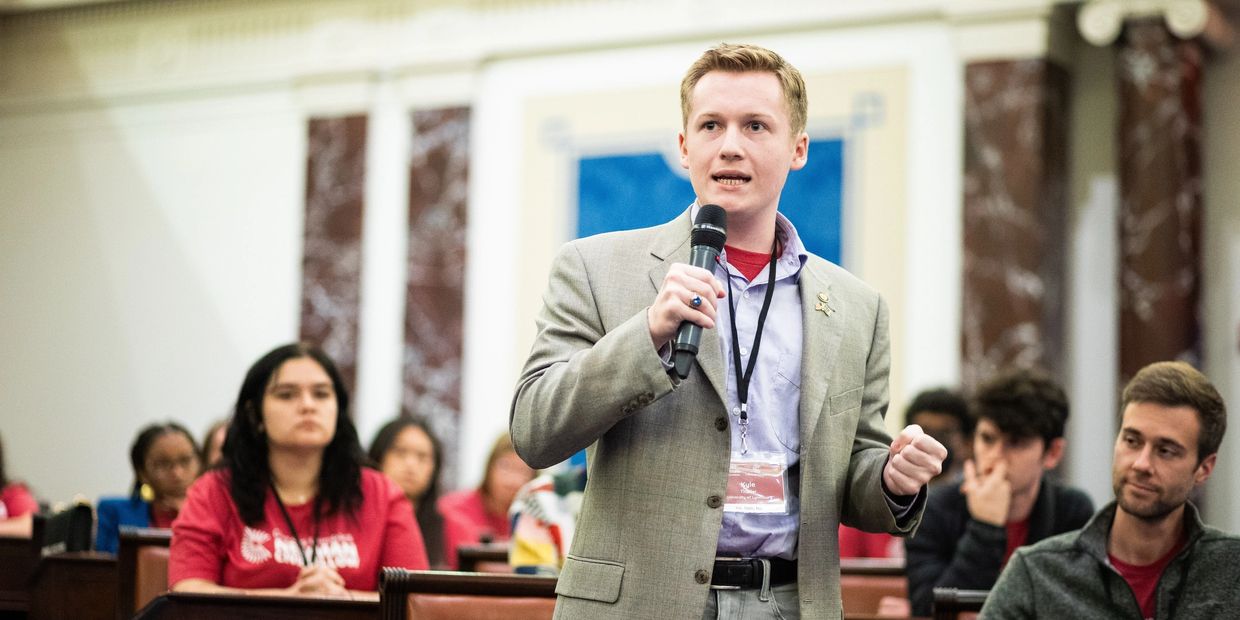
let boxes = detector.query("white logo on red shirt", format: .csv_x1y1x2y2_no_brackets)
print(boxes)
239,528,360,570
241,527,272,563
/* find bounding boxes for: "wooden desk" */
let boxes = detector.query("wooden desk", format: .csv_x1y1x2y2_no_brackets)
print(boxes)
932,587,987,620
116,528,172,619
28,552,118,620
839,557,905,576
840,557,908,618
135,592,378,620
455,543,510,573
0,534,38,614
379,569,557,620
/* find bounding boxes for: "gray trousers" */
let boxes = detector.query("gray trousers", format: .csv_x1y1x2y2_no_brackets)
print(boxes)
702,582,799,620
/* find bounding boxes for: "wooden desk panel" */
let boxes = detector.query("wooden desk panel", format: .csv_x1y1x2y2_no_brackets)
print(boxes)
455,543,509,573
28,552,118,620
117,528,172,619
135,592,377,620
0,535,37,613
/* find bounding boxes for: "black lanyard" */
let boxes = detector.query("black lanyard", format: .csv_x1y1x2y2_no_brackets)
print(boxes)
725,239,779,455
270,480,321,567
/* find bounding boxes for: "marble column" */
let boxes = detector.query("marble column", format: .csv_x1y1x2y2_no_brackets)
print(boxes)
403,107,469,481
961,60,1070,391
301,115,368,392
1116,18,1203,382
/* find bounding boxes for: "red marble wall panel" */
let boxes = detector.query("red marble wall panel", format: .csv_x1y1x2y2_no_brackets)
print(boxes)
961,60,1070,391
1117,18,1203,382
300,115,367,394
403,107,469,480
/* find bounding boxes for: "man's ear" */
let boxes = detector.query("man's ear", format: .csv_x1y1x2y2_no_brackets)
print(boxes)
1195,452,1217,486
679,132,690,169
789,132,809,171
1041,437,1066,470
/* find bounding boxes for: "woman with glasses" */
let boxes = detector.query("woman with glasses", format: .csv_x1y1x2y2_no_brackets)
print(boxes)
368,414,447,568
96,422,202,553
170,343,427,598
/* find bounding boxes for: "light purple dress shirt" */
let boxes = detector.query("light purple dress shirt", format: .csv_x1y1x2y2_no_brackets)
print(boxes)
707,207,807,560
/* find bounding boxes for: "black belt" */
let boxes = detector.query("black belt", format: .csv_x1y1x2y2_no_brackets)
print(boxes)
710,557,797,589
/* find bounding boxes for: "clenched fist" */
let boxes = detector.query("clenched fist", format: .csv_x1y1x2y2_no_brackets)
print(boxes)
882,424,947,496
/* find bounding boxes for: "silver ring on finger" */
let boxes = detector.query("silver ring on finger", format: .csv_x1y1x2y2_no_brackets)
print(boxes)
690,295,703,308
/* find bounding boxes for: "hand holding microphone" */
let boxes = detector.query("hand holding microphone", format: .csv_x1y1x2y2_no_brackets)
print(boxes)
646,205,728,379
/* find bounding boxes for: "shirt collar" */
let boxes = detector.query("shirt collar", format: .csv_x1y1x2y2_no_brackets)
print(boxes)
688,201,809,269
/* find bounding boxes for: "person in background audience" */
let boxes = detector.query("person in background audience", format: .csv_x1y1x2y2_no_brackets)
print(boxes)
201,418,229,468
0,434,38,537
839,387,974,559
96,422,202,553
170,343,427,597
438,433,534,569
508,463,587,575
368,414,447,568
984,361,1240,618
837,524,903,559
906,388,972,486
905,368,1093,616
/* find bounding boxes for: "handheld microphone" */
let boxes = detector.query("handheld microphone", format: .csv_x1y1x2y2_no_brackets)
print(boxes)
672,204,727,380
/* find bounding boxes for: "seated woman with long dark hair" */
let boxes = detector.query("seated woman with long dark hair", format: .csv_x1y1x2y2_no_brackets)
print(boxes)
96,422,201,553
170,343,428,597
368,414,447,568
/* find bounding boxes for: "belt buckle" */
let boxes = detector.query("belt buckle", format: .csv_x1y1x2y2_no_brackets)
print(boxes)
710,557,755,590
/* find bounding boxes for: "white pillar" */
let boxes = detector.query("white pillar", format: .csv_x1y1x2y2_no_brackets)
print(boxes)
354,74,412,446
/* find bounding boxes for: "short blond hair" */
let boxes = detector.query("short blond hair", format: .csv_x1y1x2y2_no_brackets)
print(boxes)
680,43,808,136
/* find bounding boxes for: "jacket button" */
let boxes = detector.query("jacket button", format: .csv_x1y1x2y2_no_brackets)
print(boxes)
706,495,723,509
715,417,727,431
695,569,710,584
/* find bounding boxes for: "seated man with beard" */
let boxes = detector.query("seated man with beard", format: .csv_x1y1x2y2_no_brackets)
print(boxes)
983,361,1240,618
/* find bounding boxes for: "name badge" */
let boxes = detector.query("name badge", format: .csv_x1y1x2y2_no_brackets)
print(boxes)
724,451,790,514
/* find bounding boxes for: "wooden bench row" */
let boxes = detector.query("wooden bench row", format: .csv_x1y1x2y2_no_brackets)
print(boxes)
3,526,985,619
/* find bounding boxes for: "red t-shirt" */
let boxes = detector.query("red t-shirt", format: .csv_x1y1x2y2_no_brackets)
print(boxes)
1003,518,1030,566
438,489,510,569
170,468,428,591
150,506,178,529
1109,538,1186,619
0,483,38,520
838,525,901,559
724,245,772,282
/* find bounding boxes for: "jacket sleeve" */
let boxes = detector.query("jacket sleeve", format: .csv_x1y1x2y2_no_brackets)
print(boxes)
841,296,925,533
905,492,1007,616
94,500,121,554
510,241,677,469
979,548,1037,619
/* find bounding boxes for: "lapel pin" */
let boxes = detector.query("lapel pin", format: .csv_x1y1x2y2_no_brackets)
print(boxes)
815,292,835,317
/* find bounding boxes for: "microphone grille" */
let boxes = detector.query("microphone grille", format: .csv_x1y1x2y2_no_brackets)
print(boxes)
692,204,727,250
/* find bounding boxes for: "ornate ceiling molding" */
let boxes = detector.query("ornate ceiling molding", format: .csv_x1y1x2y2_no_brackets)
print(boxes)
1078,0,1234,48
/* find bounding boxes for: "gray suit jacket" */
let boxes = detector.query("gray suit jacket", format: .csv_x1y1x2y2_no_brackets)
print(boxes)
510,209,924,619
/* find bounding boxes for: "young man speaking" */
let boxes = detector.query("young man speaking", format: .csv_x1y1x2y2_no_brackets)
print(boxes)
511,43,945,619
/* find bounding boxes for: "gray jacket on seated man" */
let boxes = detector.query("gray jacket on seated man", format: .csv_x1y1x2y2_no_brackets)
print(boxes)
982,361,1239,619
982,501,1240,619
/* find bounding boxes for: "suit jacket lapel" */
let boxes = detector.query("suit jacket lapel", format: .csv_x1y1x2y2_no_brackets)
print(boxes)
798,260,845,447
648,208,728,406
